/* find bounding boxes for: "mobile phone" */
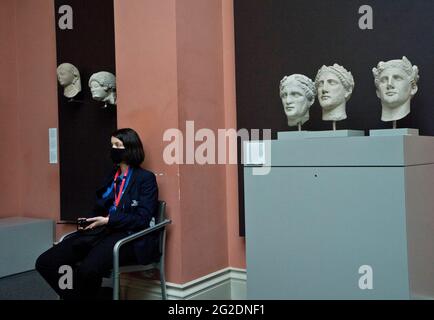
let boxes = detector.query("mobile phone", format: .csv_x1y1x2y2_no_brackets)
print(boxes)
77,218,91,230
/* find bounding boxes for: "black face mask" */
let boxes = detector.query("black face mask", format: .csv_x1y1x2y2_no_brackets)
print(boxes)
111,148,126,164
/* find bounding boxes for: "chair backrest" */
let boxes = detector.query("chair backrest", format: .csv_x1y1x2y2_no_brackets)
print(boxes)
156,200,166,225
156,200,167,257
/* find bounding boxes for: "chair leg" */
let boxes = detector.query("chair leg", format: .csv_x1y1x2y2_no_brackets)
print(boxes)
159,269,167,300
113,272,120,300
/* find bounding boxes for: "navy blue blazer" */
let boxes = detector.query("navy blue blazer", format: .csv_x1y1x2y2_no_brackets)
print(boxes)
93,166,159,265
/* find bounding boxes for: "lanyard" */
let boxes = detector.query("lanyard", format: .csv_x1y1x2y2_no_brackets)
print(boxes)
113,167,132,207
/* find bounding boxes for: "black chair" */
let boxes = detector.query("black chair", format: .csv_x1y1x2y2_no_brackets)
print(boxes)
58,200,171,300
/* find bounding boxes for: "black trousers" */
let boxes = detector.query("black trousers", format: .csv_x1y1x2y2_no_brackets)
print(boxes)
35,230,138,300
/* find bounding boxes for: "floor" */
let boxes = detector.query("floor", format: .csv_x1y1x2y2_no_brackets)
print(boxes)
0,270,58,300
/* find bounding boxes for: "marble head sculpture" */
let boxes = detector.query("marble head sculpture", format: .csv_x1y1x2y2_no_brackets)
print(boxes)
372,56,419,122
315,64,355,122
88,71,117,106
57,63,81,98
279,74,316,127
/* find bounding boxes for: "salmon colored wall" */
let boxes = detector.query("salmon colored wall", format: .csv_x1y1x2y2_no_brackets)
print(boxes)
1,0,244,283
0,1,21,219
114,0,183,282
114,0,246,283
0,0,61,236
222,0,246,269
15,0,59,221
176,0,229,280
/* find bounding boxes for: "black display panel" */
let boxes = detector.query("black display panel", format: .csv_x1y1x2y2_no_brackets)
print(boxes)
55,0,117,221
234,0,434,235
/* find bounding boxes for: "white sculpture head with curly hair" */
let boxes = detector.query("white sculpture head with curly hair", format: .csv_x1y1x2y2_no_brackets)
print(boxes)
89,71,117,106
57,63,81,98
279,74,316,127
373,56,419,122
315,63,355,122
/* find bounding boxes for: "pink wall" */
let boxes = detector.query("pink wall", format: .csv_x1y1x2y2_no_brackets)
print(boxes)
0,0,245,284
0,0,21,219
114,0,246,283
176,0,229,280
114,0,183,282
0,0,61,235
222,0,246,269
15,0,59,221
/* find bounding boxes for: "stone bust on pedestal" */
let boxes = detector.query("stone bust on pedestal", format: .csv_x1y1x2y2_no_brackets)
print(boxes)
88,71,117,106
372,56,419,123
57,63,81,99
315,64,355,124
279,74,316,129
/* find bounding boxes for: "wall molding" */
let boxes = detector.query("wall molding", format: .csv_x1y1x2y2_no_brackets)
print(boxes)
120,267,246,300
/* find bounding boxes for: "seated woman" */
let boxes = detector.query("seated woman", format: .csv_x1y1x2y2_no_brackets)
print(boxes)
36,128,159,300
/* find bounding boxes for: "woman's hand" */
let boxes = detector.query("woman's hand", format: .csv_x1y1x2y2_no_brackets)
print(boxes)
85,216,109,230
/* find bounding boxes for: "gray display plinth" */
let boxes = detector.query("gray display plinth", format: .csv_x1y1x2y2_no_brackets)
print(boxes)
244,135,434,299
0,217,54,278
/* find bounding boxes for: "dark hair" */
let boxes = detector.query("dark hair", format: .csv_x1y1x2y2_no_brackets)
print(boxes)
111,128,145,167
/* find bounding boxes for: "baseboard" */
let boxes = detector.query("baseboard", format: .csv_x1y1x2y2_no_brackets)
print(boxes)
411,293,434,300
120,267,246,300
